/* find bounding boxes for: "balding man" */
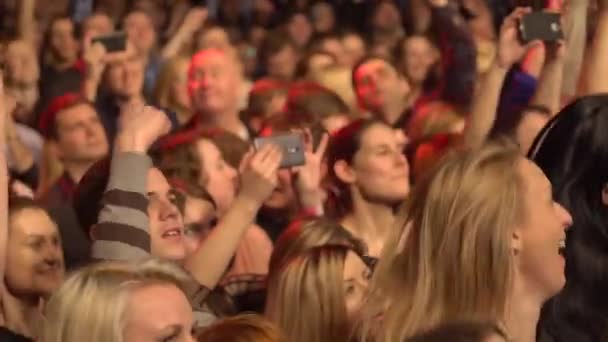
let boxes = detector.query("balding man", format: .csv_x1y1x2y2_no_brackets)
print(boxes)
188,48,251,141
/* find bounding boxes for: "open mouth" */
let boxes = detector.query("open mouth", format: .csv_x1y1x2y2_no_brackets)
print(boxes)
558,238,566,256
162,228,183,239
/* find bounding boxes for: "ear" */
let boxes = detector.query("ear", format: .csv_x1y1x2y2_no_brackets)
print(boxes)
334,160,356,185
602,183,608,206
511,227,523,257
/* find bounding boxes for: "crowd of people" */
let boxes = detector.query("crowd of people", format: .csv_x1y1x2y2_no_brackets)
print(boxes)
0,0,605,341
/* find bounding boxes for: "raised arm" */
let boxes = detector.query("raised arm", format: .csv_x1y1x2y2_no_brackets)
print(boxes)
17,0,37,47
530,41,566,115
464,7,537,148
185,145,281,290
560,0,589,98
161,7,208,60
0,78,8,285
92,105,171,261
579,0,608,95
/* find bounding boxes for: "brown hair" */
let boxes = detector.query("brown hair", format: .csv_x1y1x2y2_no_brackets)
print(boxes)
197,314,286,342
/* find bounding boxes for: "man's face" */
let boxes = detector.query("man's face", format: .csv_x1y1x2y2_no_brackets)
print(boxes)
354,58,409,114
105,52,145,99
188,50,241,116
54,103,109,164
147,168,188,262
123,11,157,56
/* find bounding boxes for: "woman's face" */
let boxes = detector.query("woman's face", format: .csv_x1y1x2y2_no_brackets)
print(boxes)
183,196,216,255
349,123,410,204
123,284,195,342
196,139,238,216
50,18,79,63
343,251,371,324
515,158,572,299
170,60,193,111
287,14,313,48
402,36,438,85
5,209,65,298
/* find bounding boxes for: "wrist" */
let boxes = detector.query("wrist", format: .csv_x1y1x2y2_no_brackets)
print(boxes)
232,194,262,217
115,133,149,154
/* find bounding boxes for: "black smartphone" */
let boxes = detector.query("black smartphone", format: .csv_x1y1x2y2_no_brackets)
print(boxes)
253,133,306,169
92,32,127,53
519,12,563,43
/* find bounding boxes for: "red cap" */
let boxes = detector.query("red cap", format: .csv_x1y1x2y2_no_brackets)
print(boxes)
38,92,86,138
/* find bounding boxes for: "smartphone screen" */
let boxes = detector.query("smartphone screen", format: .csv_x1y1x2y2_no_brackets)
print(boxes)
92,32,127,53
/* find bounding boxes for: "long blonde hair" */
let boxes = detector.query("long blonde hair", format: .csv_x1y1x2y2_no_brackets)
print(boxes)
361,140,524,341
42,259,193,342
266,245,354,342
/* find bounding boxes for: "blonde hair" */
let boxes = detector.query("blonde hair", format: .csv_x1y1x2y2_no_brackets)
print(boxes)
265,245,354,342
310,65,359,115
197,314,286,342
153,56,192,124
269,217,366,273
42,259,193,342
361,140,524,341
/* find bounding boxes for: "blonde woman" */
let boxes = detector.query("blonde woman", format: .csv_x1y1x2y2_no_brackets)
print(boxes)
42,259,196,342
266,245,370,342
360,141,572,342
153,56,194,126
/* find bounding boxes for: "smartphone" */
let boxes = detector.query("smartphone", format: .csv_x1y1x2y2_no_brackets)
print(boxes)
519,12,563,43
253,133,305,169
92,32,127,53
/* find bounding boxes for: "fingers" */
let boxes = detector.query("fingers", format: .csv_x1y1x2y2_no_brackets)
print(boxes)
315,133,329,157
249,144,283,178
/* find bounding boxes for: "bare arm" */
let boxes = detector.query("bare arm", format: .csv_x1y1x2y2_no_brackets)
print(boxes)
17,0,36,47
0,78,8,287
464,7,536,148
161,7,208,60
530,42,566,115
561,0,589,98
579,1,608,95
185,146,281,289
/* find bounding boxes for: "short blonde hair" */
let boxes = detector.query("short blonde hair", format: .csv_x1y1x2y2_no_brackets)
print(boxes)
197,314,286,342
42,259,192,342
361,140,524,341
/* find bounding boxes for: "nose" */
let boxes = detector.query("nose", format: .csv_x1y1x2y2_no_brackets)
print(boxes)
159,197,180,221
557,203,573,229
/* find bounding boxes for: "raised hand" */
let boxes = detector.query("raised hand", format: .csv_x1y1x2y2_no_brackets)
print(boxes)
82,35,108,82
292,130,329,209
238,144,282,207
497,7,541,69
180,7,208,34
116,103,172,153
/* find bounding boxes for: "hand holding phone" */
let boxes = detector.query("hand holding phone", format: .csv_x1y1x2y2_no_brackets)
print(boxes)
253,133,305,169
518,12,563,43
92,32,127,53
